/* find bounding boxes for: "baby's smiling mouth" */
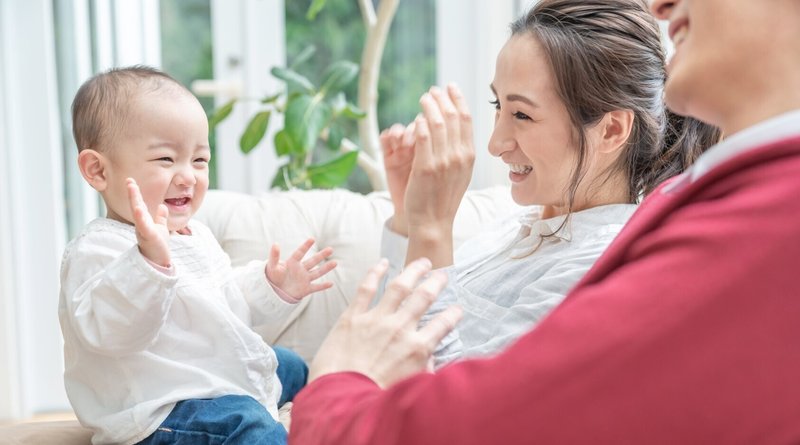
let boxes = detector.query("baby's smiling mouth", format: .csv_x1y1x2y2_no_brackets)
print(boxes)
165,197,191,207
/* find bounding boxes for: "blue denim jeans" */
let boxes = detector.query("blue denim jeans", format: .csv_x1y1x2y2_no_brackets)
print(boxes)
273,346,308,406
138,347,308,445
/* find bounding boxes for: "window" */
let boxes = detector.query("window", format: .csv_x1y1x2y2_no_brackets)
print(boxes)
285,0,436,193
1,0,515,419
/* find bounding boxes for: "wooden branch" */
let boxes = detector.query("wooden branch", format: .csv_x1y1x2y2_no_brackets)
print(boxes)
319,130,384,191
341,137,383,189
358,0,376,27
356,0,399,191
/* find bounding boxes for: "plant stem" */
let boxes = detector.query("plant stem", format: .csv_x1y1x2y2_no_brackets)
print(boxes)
356,0,398,191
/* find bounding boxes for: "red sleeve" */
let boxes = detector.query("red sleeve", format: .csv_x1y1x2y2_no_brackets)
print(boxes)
289,150,800,445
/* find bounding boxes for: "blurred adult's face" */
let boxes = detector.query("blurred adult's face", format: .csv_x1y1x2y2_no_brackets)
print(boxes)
650,0,800,135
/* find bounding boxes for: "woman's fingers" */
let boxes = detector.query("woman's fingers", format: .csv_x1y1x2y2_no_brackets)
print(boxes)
350,259,390,314
402,121,416,149
419,92,447,157
375,257,432,315
380,124,405,155
430,86,461,148
419,305,463,352
395,270,449,326
447,83,474,149
413,114,433,164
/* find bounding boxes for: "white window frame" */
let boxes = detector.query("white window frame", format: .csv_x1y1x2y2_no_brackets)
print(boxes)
0,0,164,420
0,2,22,419
207,0,285,194
0,0,69,417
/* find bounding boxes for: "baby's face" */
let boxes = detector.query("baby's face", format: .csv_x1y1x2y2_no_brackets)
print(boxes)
102,88,211,233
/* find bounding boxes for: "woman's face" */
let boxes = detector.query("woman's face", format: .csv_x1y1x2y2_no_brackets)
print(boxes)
489,35,608,215
650,0,800,134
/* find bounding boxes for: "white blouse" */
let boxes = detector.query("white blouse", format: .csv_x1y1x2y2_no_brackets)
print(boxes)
59,218,296,445
382,203,637,367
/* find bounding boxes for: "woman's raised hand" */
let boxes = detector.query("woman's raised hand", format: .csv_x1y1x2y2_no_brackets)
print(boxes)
404,84,475,268
380,122,416,236
308,258,462,388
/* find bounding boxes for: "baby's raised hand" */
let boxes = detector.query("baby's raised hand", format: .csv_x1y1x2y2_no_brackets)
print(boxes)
266,238,337,301
127,178,171,268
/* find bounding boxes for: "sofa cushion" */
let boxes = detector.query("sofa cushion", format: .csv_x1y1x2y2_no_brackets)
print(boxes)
195,187,518,361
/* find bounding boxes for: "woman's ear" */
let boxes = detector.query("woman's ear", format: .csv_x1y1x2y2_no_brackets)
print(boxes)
593,109,635,155
77,149,108,192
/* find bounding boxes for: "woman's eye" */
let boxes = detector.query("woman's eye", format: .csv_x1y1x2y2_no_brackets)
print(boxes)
489,99,500,110
513,111,531,121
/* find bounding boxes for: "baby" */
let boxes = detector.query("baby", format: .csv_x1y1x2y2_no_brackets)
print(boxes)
59,65,336,444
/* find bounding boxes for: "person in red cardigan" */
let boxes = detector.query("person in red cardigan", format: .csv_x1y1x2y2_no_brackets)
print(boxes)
289,0,800,443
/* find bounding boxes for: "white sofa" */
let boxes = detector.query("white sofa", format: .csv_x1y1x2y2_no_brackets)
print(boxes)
0,186,518,444
194,186,518,361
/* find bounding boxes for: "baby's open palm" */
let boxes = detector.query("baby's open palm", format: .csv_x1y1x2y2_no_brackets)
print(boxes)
266,238,336,301
127,178,171,267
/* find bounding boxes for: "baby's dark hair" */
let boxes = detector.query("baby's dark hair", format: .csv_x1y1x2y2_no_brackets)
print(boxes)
71,65,188,152
511,0,721,204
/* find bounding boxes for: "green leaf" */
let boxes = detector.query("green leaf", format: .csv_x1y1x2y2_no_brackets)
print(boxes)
326,124,343,151
290,45,316,70
342,102,367,119
330,92,347,114
319,61,359,99
239,110,271,154
260,92,281,104
208,99,235,130
285,94,332,153
271,164,291,190
306,0,328,20
270,67,315,94
274,129,300,157
308,151,359,188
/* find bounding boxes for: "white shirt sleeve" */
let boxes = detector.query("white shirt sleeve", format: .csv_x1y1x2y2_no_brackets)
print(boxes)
60,231,178,356
232,259,298,327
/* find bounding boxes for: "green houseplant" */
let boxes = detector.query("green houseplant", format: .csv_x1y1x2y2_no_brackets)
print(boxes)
208,0,402,191
208,46,366,190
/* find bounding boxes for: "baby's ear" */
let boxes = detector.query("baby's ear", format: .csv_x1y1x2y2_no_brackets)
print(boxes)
77,149,108,191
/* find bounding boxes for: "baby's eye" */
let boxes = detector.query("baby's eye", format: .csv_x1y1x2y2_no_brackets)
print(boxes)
156,157,173,162
194,157,209,164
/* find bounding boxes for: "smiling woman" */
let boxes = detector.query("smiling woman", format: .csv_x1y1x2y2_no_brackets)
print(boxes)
375,0,719,368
